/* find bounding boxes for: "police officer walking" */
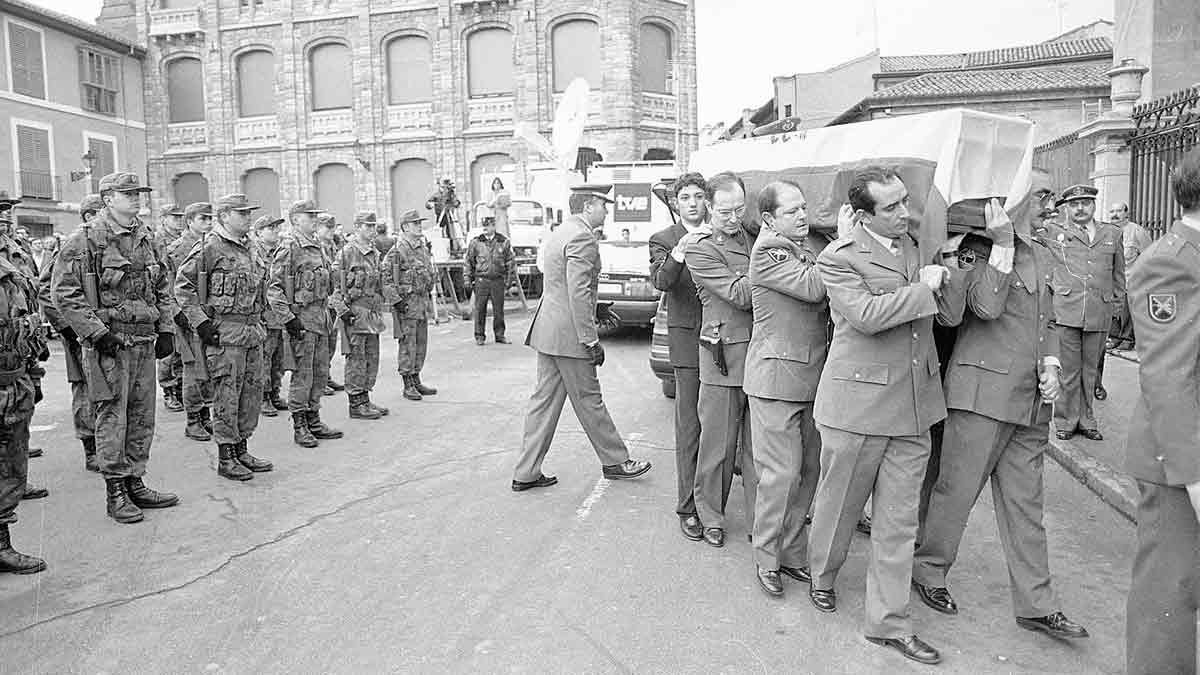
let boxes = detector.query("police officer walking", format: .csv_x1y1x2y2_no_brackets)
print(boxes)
51,172,180,524
685,172,758,548
175,194,274,481
465,216,515,345
742,180,829,597
334,212,389,420
383,209,439,401
154,203,186,413
1124,148,1200,675
251,215,288,417
268,200,343,448
1046,184,1124,441
166,202,216,441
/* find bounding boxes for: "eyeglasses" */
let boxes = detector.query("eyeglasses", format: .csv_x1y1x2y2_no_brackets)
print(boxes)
714,206,746,220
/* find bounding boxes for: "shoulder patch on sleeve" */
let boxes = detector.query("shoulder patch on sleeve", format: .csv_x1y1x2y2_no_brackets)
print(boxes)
764,247,790,263
1148,293,1177,323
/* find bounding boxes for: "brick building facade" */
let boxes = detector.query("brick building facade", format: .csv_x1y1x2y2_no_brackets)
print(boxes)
96,0,698,226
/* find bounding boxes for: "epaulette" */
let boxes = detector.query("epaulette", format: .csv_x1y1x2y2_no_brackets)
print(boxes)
1153,231,1186,256
693,229,713,241
827,237,854,251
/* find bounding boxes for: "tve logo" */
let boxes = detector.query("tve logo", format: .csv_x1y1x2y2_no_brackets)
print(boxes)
614,183,652,222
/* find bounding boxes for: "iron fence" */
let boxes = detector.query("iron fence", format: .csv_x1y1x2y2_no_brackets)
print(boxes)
1033,131,1096,194
1130,85,1200,238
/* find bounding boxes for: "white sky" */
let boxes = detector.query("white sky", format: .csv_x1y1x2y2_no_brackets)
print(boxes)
34,0,1114,130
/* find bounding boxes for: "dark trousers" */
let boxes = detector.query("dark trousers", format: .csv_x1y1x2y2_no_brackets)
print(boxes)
473,277,506,340
673,366,701,517
1127,480,1199,675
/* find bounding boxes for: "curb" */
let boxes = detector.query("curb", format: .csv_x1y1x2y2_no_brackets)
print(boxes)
1046,435,1138,523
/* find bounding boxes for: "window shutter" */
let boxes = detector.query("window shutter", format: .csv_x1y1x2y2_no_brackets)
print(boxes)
467,29,514,97
87,138,116,193
639,25,671,94
9,24,46,99
237,50,276,117
552,21,600,92
310,44,352,110
387,36,432,104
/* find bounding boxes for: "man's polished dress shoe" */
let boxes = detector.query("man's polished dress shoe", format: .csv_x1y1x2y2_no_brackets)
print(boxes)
1054,429,1074,440
27,447,42,458
809,586,836,613
21,485,48,500
602,459,652,480
511,474,558,492
913,581,958,615
779,565,811,584
703,527,724,547
679,515,703,541
1094,385,1107,400
865,634,941,665
1016,612,1090,639
1078,428,1104,441
756,566,783,597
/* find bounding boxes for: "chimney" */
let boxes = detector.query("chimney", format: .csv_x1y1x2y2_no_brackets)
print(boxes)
97,0,139,43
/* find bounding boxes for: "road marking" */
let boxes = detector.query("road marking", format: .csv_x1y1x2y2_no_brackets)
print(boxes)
575,478,609,521
30,424,56,433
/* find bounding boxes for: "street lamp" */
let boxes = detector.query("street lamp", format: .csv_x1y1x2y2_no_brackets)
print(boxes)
69,151,97,183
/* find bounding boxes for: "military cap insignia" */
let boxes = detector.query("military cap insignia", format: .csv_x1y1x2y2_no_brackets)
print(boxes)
765,248,790,263
1148,293,1177,323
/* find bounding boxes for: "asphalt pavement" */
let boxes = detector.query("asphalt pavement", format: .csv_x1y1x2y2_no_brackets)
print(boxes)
4,312,1136,674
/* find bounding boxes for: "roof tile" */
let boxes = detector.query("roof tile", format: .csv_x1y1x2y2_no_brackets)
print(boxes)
868,63,1110,101
880,37,1111,73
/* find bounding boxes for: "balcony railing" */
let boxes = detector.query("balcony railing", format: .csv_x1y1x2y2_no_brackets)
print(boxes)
642,92,678,128
166,121,207,152
18,170,60,201
309,108,355,141
148,7,202,37
553,91,604,125
235,115,279,148
386,102,433,135
467,96,514,130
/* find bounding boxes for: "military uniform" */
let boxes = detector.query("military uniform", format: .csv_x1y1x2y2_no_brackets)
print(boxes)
1045,185,1125,438
176,195,273,480
808,224,963,640
267,200,343,446
318,215,343,393
1125,218,1200,675
252,216,287,416
334,218,389,419
744,228,829,574
0,221,45,482
50,172,179,524
685,225,758,541
465,230,515,343
153,203,186,412
382,210,438,400
165,207,216,440
39,238,96,469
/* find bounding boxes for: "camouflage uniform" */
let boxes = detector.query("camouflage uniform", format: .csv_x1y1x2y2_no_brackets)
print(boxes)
153,207,185,403
165,225,215,433
267,229,335,414
176,213,273,479
255,237,285,403
51,206,177,487
383,230,437,399
333,236,388,417
38,247,95,448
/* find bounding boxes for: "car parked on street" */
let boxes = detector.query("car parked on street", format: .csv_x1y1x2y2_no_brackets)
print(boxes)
649,295,675,398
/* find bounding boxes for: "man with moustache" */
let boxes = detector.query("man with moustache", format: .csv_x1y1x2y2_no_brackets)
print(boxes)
743,180,829,597
649,172,709,541
685,172,758,548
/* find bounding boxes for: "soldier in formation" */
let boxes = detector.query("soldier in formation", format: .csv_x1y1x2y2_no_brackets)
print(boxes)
165,202,216,441
334,212,389,420
154,203,186,413
383,209,439,402
252,214,288,417
317,213,345,396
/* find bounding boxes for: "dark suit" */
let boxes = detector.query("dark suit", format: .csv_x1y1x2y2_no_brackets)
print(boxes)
513,216,628,481
1125,220,1200,675
744,229,829,571
685,227,757,533
650,223,702,517
914,235,1063,618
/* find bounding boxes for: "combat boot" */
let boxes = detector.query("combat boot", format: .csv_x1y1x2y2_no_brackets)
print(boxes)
306,410,344,439
185,412,211,441
260,392,278,417
235,440,273,473
125,476,179,509
163,386,184,413
218,443,253,481
270,389,288,411
402,374,422,401
105,477,144,524
199,406,214,434
349,393,383,420
327,379,345,391
82,437,99,472
365,394,389,417
292,413,318,448
413,373,438,396
0,524,46,575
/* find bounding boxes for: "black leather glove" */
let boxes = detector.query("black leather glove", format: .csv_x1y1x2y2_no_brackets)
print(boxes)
586,342,606,367
93,331,123,357
195,320,220,347
392,301,407,315
596,303,621,328
284,317,303,340
155,332,175,358
173,311,191,332
33,382,42,404
60,326,77,343
340,312,353,327
37,342,50,361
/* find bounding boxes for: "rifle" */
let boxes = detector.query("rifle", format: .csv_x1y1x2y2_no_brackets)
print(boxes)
197,230,208,305
80,221,100,309
78,218,115,400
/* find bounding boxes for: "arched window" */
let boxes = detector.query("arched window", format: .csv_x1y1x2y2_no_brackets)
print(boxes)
174,172,209,206
639,24,672,94
309,43,352,111
552,19,600,92
470,153,514,205
387,36,432,104
166,57,204,123
236,50,275,117
466,28,513,97
242,168,281,218
314,163,354,226
391,158,435,226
